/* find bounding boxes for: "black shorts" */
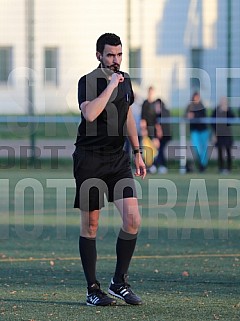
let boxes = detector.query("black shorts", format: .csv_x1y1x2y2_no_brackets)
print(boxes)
73,148,137,211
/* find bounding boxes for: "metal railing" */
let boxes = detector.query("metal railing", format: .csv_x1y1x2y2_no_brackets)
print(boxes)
0,116,239,171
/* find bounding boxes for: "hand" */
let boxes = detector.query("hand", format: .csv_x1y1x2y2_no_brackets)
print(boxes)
155,124,163,139
140,119,148,137
152,137,160,149
110,72,124,88
187,112,194,119
134,152,146,179
211,134,217,145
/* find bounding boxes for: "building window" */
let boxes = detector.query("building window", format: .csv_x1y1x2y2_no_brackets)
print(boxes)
191,48,203,90
44,47,59,86
0,47,12,84
129,48,141,84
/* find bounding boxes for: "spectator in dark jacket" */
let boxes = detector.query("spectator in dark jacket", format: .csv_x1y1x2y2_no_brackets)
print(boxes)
185,92,209,172
149,98,172,174
211,97,235,174
141,86,157,139
140,86,160,170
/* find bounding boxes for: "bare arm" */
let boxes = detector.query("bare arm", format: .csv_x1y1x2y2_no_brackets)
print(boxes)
126,108,140,149
127,108,146,179
80,73,124,122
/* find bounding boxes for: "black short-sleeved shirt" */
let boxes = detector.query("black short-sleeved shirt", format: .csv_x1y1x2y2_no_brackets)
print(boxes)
75,66,134,153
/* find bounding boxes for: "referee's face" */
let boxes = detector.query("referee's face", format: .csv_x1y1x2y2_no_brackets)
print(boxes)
98,44,122,72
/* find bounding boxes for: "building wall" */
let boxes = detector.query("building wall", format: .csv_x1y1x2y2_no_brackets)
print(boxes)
34,0,128,113
0,0,239,113
0,0,128,114
152,0,240,109
229,0,240,108
0,0,26,113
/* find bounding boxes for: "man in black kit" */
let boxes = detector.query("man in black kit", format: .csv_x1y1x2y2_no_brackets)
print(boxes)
73,33,146,306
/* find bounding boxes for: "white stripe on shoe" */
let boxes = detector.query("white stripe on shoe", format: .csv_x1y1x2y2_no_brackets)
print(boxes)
120,289,129,296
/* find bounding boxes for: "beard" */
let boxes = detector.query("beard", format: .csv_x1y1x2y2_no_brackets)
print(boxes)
111,64,120,73
100,59,120,74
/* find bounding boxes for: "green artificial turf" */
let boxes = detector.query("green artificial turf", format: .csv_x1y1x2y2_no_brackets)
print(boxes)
0,165,240,320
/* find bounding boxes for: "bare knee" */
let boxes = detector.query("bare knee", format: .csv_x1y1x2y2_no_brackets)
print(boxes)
86,221,99,237
80,211,99,238
123,211,141,234
115,198,142,234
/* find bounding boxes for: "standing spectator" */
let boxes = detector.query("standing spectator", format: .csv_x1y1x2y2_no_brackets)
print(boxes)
211,97,235,174
140,86,159,170
141,86,156,139
150,98,172,174
185,92,209,172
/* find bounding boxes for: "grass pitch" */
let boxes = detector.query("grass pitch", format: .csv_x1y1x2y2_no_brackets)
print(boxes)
0,164,240,321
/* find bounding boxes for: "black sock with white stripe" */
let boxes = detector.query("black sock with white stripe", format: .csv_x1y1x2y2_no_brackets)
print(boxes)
113,229,138,283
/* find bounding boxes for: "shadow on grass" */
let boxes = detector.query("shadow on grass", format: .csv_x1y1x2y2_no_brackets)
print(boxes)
0,298,82,306
0,298,129,307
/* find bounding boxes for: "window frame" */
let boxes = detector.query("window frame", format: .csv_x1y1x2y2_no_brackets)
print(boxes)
44,47,59,86
0,46,13,85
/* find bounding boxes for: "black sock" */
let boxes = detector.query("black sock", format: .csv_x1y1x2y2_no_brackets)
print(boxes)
113,229,138,283
79,236,97,287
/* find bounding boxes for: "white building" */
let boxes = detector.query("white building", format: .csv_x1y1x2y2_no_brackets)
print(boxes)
0,0,129,114
131,0,240,109
0,0,239,114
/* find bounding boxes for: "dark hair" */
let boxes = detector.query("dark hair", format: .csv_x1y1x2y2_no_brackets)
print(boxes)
155,98,165,109
96,33,122,54
155,98,163,105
